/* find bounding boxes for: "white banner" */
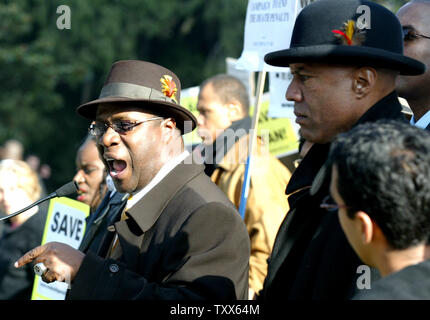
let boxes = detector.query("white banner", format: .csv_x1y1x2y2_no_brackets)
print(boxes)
268,71,295,119
236,0,300,71
226,57,255,99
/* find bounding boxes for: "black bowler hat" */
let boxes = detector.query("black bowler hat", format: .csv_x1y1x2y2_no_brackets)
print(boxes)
265,0,426,75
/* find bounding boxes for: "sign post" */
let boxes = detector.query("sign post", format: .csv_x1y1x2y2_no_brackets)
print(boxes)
238,70,267,218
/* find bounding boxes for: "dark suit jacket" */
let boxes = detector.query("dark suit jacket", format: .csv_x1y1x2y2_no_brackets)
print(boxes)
0,202,48,300
259,92,405,301
68,155,250,300
353,259,430,300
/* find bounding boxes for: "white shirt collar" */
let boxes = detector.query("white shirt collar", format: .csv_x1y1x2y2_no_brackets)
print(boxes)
125,150,190,210
410,110,430,129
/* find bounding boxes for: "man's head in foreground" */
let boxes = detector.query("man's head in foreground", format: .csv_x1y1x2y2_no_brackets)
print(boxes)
327,120,430,276
396,0,430,121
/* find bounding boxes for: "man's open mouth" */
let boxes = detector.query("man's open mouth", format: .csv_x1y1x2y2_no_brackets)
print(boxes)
105,158,127,177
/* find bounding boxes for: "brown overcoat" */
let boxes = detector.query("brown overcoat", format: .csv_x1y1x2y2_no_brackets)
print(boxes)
69,155,250,300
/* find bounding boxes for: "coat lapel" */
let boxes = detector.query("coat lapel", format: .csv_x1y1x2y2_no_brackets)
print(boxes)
114,154,204,267
265,144,329,285
114,219,144,269
79,192,127,253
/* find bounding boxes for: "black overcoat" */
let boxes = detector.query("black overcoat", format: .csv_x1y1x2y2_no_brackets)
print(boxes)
0,202,48,299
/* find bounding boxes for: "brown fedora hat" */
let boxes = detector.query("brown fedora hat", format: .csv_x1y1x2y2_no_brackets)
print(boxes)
76,60,197,134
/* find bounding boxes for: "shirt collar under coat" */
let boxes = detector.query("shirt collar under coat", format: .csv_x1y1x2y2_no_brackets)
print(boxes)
287,91,407,198
118,154,204,234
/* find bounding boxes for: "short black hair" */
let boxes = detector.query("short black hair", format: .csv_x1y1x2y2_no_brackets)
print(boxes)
199,74,250,115
327,120,430,250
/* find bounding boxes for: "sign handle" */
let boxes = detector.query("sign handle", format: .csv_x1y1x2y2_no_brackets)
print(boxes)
238,70,267,219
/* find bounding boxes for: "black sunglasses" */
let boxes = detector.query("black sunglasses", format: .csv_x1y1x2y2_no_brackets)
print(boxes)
89,117,163,137
402,26,430,41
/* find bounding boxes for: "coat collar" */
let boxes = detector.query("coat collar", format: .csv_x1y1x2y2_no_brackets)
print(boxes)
215,134,266,173
203,117,251,176
353,91,405,126
123,154,204,233
286,143,330,196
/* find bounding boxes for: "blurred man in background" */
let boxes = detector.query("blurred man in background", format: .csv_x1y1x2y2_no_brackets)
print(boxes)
396,0,430,130
0,140,24,161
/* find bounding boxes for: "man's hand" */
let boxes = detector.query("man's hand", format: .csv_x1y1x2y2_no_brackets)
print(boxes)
14,242,85,284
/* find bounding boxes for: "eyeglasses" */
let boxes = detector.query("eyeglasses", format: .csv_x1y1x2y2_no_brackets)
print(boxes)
402,26,430,41
89,117,163,137
319,195,351,212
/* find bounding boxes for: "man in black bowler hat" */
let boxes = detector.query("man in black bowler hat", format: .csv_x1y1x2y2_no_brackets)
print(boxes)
258,0,426,301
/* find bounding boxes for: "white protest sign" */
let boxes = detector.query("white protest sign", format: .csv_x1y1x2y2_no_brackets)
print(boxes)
236,0,300,71
268,71,295,119
31,197,89,300
226,57,255,99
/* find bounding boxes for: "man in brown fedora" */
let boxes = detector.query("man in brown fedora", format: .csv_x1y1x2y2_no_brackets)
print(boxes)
15,60,250,300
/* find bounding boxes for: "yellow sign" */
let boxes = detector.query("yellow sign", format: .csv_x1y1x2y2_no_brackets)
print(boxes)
181,87,298,156
31,197,90,300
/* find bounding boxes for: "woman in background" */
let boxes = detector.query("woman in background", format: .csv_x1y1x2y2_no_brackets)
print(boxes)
73,135,107,214
0,159,46,299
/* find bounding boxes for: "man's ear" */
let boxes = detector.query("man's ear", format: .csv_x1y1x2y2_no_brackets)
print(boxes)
160,118,177,143
352,67,377,99
355,211,374,244
226,102,243,121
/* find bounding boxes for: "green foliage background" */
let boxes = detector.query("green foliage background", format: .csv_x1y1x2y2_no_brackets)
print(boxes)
0,0,411,191
0,0,247,191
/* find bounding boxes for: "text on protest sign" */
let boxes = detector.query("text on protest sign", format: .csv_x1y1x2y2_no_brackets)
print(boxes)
31,197,89,300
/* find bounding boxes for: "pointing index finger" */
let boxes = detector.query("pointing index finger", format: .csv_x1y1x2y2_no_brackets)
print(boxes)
14,245,47,268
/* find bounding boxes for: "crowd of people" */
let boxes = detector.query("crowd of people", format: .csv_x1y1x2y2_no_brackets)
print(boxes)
0,0,429,302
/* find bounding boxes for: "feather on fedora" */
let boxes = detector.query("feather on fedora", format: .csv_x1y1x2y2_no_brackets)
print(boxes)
264,0,426,75
76,60,197,134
